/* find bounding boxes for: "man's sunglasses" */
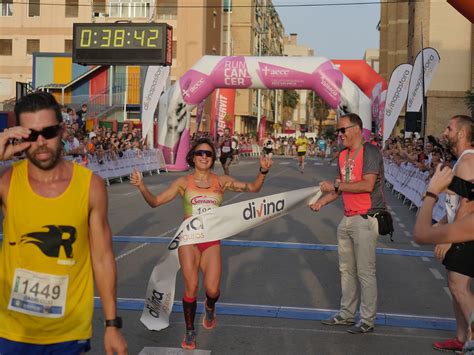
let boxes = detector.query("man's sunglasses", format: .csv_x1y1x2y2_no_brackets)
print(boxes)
24,124,62,142
336,124,357,134
194,150,213,158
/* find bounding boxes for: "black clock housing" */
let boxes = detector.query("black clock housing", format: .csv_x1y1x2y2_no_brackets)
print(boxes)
73,23,172,66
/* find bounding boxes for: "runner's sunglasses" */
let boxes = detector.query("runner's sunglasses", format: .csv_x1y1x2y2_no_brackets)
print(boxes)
194,150,213,158
336,124,357,134
24,124,62,142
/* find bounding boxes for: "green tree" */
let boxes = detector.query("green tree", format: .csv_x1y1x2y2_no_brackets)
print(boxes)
308,91,329,134
282,89,299,109
323,126,336,141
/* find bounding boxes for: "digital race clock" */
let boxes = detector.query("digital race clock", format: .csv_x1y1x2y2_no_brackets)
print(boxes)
72,23,172,66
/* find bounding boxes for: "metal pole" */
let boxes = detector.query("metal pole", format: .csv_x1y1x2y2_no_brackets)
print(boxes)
256,0,265,139
421,23,427,139
226,0,231,56
274,90,278,135
257,31,261,136
123,66,128,121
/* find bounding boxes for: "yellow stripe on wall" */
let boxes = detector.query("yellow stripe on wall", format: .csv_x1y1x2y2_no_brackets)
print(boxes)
53,57,72,84
127,66,141,104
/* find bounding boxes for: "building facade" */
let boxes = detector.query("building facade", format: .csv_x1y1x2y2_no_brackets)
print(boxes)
0,0,222,116
379,0,473,136
225,0,285,135
282,33,314,132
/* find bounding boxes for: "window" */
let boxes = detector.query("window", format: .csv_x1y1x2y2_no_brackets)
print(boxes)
1,0,13,16
93,0,105,14
65,0,78,17
27,39,39,55
65,39,73,53
108,0,150,18
0,39,12,56
28,0,40,17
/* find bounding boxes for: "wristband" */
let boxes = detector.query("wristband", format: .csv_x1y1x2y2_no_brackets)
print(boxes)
104,316,122,329
422,191,438,203
259,167,269,175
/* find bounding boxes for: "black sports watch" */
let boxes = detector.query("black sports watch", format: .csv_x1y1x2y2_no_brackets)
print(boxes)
104,316,123,329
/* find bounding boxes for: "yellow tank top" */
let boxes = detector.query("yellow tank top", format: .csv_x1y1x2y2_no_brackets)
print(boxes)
0,160,93,344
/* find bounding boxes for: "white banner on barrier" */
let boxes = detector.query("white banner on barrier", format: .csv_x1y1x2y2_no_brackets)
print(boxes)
383,64,413,146
406,48,440,113
142,66,170,146
140,186,322,331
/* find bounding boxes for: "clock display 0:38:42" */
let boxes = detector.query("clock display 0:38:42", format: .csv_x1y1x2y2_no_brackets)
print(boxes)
78,28,160,49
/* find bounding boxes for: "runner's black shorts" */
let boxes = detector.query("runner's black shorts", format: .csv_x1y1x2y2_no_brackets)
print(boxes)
297,151,306,156
220,154,233,165
263,148,273,155
443,241,474,277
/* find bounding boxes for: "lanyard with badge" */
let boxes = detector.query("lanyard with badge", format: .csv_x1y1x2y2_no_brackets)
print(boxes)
345,142,364,183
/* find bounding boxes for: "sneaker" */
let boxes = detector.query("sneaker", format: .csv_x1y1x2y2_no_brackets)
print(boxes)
181,330,196,350
463,340,474,354
432,338,464,352
346,322,374,334
321,314,356,326
202,303,217,330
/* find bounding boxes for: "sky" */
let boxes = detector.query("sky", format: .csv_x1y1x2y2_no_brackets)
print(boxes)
272,0,381,59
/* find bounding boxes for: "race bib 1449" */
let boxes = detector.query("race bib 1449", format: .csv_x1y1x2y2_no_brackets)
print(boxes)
8,268,69,318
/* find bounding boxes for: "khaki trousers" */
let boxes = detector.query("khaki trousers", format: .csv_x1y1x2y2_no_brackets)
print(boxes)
337,214,378,326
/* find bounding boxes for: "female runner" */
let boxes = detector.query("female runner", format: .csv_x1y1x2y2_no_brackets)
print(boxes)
130,137,272,350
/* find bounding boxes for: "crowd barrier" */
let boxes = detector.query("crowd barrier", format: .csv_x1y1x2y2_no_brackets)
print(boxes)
0,149,168,186
384,158,446,222
239,143,261,157
86,149,168,185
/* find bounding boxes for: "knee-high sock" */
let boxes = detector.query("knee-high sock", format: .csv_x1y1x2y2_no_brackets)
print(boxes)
182,296,197,330
205,292,220,310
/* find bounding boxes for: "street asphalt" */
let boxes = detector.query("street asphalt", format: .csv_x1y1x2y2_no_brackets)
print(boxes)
88,156,464,354
0,156,462,354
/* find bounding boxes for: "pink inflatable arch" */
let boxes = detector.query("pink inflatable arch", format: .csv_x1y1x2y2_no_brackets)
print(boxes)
157,56,372,171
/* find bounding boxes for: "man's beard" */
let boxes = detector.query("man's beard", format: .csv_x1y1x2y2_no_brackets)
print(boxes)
445,135,457,151
26,145,63,170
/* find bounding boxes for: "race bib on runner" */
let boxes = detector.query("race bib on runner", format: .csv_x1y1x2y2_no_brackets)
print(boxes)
191,196,219,216
8,268,69,318
222,146,231,153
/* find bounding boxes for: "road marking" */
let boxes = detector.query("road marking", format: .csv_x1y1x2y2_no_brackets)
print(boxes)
443,287,452,300
410,241,419,248
116,243,149,261
398,223,406,229
111,236,434,257
394,216,401,222
421,257,431,262
279,162,290,165
115,227,178,261
94,298,456,332
404,231,411,237
212,323,450,340
429,268,444,280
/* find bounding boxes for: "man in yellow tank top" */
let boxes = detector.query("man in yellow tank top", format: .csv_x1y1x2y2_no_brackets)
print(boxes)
295,131,309,173
0,92,127,354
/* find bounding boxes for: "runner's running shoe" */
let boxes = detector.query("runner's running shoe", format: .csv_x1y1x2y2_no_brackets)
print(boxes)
202,303,217,330
181,330,196,350
432,338,464,352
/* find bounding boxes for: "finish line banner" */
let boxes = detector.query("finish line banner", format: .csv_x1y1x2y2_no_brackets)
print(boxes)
140,186,322,331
